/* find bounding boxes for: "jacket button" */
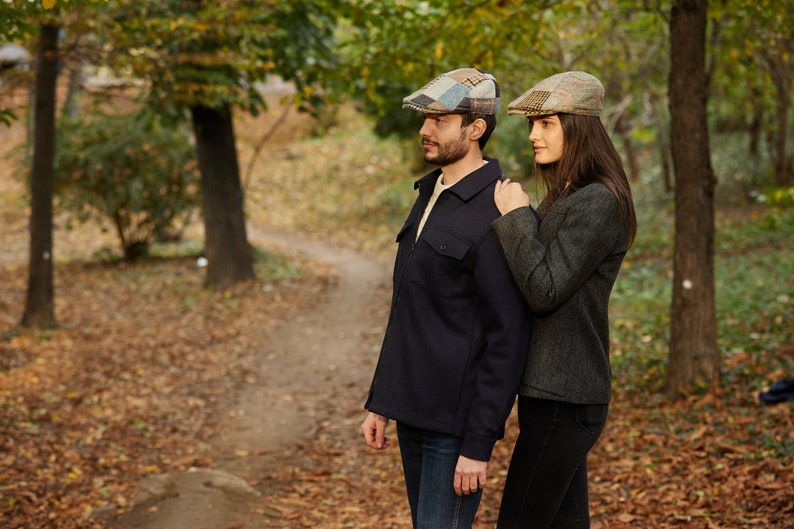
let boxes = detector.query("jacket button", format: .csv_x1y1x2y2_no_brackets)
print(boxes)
440,244,447,251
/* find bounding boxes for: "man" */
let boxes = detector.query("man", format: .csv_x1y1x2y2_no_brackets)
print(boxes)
361,67,532,529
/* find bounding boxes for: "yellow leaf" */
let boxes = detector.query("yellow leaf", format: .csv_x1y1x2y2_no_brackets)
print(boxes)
434,41,445,62
42,0,57,8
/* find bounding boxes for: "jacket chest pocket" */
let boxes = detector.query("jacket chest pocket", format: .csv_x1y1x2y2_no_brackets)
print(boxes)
411,226,473,299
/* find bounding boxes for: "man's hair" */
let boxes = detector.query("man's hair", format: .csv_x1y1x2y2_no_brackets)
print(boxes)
460,113,497,150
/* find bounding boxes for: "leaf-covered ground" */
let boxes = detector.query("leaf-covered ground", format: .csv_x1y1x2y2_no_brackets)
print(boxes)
0,251,337,528
1,100,792,528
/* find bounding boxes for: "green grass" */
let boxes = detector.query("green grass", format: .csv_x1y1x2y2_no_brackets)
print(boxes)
608,191,793,396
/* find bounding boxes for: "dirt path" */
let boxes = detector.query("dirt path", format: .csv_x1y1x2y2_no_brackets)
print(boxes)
107,229,393,529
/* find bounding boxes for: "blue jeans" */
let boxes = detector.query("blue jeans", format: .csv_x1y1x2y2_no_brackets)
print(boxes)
496,397,608,529
397,422,482,529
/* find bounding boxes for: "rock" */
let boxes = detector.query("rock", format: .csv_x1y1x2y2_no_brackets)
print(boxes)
105,468,263,529
132,467,260,504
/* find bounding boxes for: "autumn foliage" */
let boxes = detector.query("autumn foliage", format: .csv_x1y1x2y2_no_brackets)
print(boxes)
1,106,792,528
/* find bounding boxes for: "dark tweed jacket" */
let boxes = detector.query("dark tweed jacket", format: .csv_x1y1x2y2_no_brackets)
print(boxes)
492,183,629,405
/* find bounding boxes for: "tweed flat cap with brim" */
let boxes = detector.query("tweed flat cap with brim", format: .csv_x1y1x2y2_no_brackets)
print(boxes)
402,68,500,115
508,71,604,117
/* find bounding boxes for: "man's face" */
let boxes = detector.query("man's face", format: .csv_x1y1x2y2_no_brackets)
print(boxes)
419,113,470,166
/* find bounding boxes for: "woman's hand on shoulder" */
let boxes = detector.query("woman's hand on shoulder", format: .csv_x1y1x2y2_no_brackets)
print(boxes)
494,178,530,215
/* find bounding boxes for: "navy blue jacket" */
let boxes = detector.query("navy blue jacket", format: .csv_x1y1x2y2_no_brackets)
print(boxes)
365,158,532,461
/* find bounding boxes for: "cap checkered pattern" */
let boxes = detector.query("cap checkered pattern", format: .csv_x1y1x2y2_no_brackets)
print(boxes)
402,68,500,115
508,71,604,117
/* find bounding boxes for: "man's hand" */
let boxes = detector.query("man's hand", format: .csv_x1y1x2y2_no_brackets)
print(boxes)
361,412,391,450
454,455,487,496
494,178,530,215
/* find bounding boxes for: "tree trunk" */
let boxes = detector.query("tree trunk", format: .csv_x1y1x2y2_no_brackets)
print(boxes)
665,0,720,396
749,87,762,157
191,103,254,288
758,35,794,186
771,73,791,186
649,95,673,193
616,113,640,182
21,24,60,329
62,60,84,120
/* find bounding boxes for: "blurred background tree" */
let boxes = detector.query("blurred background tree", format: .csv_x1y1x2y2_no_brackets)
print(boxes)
96,0,342,288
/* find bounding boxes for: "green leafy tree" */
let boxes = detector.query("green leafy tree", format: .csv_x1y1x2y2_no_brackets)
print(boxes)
54,111,199,261
557,1,670,183
40,0,106,9
101,0,340,288
335,0,674,182
712,0,794,186
0,1,34,126
336,0,555,139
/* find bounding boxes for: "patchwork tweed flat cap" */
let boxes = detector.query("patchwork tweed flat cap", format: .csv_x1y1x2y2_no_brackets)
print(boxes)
508,71,604,117
402,67,500,115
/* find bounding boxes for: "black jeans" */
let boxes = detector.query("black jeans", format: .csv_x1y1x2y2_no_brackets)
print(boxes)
496,396,608,529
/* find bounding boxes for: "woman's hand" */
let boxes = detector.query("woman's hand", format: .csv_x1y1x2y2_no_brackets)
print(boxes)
494,178,530,215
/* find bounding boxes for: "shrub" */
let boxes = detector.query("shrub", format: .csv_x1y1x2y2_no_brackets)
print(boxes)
54,109,199,260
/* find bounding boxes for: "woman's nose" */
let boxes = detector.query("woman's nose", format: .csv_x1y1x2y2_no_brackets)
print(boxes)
527,122,537,141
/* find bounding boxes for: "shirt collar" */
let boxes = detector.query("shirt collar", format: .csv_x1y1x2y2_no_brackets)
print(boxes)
414,157,502,201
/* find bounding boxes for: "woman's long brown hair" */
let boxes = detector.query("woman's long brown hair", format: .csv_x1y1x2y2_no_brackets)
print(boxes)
534,113,637,247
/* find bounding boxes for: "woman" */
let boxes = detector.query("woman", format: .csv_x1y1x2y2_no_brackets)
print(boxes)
492,71,637,529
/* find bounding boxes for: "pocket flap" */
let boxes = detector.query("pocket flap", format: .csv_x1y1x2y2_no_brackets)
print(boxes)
421,226,471,260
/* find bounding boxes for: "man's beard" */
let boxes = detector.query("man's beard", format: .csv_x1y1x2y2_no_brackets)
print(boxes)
424,129,469,166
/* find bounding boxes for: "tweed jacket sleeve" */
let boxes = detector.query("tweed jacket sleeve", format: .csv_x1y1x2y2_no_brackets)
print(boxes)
492,184,626,314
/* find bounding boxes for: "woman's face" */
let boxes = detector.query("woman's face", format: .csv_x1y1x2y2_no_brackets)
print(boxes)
528,115,564,164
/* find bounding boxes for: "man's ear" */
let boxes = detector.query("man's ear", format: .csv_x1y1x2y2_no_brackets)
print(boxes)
469,118,486,141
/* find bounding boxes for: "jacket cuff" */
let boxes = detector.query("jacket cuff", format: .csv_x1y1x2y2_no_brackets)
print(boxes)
492,206,539,236
460,433,496,462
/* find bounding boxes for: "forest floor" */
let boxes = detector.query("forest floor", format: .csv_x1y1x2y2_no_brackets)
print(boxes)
105,226,398,529
1,94,792,529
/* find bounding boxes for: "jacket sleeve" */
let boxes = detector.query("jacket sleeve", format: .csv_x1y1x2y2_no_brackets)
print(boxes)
492,185,625,314
459,227,532,461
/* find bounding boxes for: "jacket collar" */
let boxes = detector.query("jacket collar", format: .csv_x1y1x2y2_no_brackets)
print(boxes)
414,157,503,201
